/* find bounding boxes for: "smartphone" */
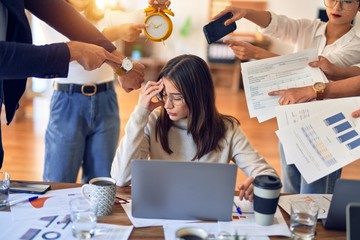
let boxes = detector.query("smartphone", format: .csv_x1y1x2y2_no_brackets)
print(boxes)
203,12,237,44
10,181,51,194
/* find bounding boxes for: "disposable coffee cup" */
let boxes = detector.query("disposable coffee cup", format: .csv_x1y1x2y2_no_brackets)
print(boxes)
253,175,282,226
175,227,208,240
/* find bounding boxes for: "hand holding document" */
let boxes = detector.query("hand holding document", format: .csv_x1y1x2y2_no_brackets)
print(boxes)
275,97,360,183
241,48,327,123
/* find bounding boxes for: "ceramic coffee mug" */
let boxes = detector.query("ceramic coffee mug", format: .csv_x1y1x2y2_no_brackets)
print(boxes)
175,227,208,240
81,177,116,216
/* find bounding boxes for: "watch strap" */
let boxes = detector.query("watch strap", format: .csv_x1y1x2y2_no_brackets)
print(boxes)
316,90,325,100
115,67,126,76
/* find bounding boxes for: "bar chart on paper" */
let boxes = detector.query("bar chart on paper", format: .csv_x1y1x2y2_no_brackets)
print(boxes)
324,112,360,150
275,97,360,183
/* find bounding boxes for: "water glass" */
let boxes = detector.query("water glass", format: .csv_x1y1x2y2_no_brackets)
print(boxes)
290,201,319,240
0,172,10,208
69,197,97,239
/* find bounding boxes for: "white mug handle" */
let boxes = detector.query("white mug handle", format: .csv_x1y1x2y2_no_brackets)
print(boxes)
81,184,91,203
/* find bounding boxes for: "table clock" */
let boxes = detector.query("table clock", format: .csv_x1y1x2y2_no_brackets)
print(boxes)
143,5,174,42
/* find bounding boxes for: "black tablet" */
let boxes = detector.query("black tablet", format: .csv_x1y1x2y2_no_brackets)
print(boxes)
10,181,51,194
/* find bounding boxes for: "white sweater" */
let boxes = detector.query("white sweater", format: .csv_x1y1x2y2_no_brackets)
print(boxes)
111,106,278,186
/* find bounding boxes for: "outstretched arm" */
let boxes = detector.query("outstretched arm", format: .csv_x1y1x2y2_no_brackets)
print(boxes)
212,6,271,28
269,75,360,105
309,56,360,80
224,39,277,60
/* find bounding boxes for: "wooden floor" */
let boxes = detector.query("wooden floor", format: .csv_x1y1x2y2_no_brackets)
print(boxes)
1,85,360,186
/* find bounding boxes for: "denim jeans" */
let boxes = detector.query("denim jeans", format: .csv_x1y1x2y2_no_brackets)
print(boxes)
43,86,120,183
280,144,341,194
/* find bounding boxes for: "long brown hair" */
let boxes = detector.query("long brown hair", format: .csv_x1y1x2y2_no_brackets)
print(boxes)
155,54,239,160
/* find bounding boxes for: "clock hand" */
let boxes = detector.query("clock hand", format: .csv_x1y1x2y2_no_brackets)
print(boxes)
155,23,163,29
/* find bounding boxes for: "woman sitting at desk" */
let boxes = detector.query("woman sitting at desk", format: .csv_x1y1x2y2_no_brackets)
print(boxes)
111,54,278,201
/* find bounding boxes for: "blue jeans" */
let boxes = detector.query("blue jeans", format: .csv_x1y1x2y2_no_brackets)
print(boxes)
43,85,120,183
280,144,341,194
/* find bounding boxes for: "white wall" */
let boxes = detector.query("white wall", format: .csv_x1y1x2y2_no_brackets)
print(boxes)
120,0,360,60
32,0,360,61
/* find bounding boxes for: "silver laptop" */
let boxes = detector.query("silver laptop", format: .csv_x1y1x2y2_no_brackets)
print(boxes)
323,179,360,231
131,160,237,221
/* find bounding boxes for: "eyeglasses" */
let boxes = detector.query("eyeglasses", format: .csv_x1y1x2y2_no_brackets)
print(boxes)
324,0,359,11
161,92,184,106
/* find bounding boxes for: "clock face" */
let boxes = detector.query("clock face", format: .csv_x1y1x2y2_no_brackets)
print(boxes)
144,14,171,41
122,58,133,71
314,82,325,91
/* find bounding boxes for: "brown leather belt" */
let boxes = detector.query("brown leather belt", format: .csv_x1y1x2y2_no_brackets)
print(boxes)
53,82,114,96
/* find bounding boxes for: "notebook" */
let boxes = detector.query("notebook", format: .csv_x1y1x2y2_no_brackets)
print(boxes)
347,202,360,240
323,179,360,231
131,160,237,221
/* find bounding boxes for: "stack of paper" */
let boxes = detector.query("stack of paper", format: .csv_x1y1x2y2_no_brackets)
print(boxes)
241,48,327,123
0,188,133,239
275,97,360,183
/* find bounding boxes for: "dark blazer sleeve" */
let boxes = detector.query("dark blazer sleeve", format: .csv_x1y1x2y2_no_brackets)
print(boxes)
0,41,70,79
25,0,116,53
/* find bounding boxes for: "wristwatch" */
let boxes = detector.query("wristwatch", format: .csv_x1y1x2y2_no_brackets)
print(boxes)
115,57,133,76
312,82,326,100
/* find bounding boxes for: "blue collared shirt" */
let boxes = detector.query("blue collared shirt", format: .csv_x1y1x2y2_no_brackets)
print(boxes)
0,1,7,41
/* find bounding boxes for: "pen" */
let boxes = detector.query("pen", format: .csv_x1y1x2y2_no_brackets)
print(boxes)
115,196,129,204
10,196,38,206
233,201,242,215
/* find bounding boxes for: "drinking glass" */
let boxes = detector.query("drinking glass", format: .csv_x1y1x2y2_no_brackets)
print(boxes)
69,197,97,239
290,201,319,240
0,172,10,208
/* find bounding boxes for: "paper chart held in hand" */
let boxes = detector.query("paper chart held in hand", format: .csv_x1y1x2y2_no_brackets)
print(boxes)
241,48,327,123
275,97,360,183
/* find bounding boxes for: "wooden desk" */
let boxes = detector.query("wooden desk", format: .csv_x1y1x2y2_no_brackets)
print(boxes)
48,182,345,239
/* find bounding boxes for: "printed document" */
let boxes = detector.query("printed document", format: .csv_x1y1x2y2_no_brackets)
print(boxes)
10,187,82,221
241,48,327,123
275,97,360,183
278,194,332,219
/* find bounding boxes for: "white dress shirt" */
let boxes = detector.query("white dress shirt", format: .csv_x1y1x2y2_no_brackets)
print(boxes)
259,11,360,67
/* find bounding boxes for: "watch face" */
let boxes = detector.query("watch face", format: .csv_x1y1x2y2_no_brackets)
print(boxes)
314,82,325,91
122,58,133,71
145,14,171,40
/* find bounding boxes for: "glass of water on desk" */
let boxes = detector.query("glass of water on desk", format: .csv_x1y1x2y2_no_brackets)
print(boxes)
290,201,319,240
0,172,10,208
70,197,97,239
